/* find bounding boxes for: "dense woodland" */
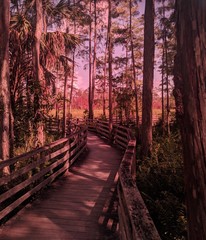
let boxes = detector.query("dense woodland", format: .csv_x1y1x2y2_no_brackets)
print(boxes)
0,0,206,239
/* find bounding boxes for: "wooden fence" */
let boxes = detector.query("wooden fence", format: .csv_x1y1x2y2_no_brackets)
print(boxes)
86,119,160,240
0,125,87,223
45,118,81,135
118,138,160,240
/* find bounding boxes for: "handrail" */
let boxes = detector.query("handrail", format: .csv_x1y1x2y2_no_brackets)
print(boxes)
0,125,87,223
118,139,160,240
86,119,160,240
45,118,82,135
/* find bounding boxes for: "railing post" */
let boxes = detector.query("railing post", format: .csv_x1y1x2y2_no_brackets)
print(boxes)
65,138,70,172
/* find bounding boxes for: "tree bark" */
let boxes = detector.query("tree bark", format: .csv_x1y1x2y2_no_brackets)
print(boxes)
92,0,97,118
63,68,69,137
141,0,155,158
0,0,11,175
88,0,93,120
108,0,113,133
33,0,44,146
174,0,206,239
102,1,109,118
33,0,43,112
69,0,76,119
103,33,108,118
163,2,170,135
129,0,139,129
161,0,165,134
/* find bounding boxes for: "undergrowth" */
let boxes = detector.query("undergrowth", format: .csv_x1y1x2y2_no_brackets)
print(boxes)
137,123,187,240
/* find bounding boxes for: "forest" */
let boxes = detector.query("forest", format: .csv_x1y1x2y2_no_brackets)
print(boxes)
0,0,206,239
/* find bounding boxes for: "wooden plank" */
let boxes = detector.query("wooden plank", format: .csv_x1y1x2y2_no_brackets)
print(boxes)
0,142,71,186
0,138,68,170
115,129,129,138
97,128,110,138
0,154,69,204
115,139,127,149
115,135,128,144
70,144,86,166
0,164,68,220
70,141,86,160
97,125,109,132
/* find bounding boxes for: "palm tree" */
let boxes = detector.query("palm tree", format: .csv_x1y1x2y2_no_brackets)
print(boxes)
9,0,81,146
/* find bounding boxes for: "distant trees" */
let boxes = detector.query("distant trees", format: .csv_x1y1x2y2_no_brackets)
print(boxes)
0,0,11,174
105,0,143,124
174,0,206,239
157,0,175,135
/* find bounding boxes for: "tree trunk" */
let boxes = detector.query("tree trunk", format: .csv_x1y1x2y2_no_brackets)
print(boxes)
141,0,155,158
69,0,76,119
103,50,107,118
129,0,139,129
33,0,44,146
163,6,170,135
63,68,69,137
103,2,109,118
174,1,206,239
161,0,165,134
88,0,93,120
108,0,113,133
161,46,165,133
0,0,11,175
92,0,97,118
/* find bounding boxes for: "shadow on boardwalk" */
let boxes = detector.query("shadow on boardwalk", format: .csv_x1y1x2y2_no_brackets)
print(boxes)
0,133,122,240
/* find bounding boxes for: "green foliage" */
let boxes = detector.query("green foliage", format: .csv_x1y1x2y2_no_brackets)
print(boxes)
137,128,187,240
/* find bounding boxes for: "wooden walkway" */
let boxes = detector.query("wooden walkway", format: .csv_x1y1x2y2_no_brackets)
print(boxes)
0,133,122,240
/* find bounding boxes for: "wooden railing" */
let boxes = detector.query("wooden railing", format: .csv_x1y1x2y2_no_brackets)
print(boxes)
45,118,81,135
96,120,110,139
118,138,160,240
113,125,131,149
86,119,160,240
0,125,87,223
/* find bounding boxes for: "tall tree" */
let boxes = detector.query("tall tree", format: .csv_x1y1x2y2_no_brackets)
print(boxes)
108,0,112,132
88,0,93,119
33,0,44,146
69,0,77,118
102,27,108,118
0,0,11,175
92,0,97,118
129,0,139,129
141,0,155,158
174,0,206,239
162,0,170,135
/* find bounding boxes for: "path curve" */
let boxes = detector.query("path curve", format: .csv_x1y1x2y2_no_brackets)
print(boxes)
0,133,122,240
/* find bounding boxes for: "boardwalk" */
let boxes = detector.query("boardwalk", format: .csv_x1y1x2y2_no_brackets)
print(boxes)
0,133,122,240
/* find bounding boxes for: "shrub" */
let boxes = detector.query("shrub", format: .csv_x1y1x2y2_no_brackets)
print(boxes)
137,128,187,240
